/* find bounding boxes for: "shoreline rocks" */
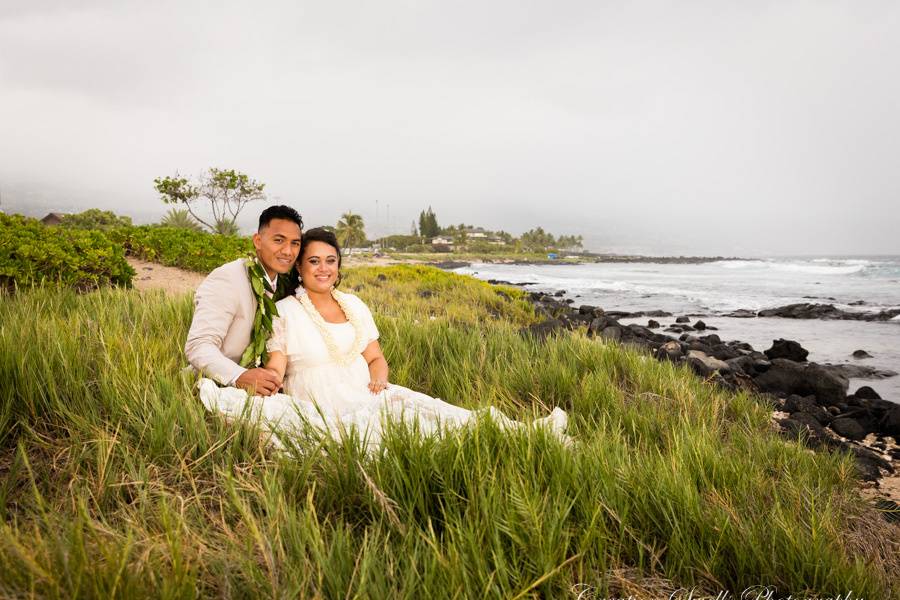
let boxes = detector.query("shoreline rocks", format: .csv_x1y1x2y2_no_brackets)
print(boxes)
513,284,899,499
756,302,900,322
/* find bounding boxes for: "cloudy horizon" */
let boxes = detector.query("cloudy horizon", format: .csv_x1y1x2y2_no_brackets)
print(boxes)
2,1,899,257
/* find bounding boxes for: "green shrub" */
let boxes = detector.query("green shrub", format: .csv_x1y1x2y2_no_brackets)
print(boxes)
112,225,253,272
59,208,132,230
159,208,203,230
0,214,134,290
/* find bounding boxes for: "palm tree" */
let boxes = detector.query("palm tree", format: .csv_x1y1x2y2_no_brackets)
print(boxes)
213,218,241,236
335,212,367,253
160,208,202,230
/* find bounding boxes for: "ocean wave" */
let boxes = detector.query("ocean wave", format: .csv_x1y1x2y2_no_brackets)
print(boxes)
714,260,866,276
810,258,878,265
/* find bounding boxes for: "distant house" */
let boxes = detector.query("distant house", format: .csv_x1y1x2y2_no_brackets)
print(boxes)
430,236,454,253
41,212,68,225
462,227,488,239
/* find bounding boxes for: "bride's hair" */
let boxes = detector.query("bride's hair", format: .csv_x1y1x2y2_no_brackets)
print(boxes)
298,227,343,288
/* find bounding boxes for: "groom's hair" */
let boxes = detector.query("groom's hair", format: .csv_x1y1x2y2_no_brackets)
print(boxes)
258,205,304,232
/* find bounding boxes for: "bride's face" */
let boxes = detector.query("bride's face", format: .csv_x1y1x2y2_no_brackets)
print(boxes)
299,241,340,292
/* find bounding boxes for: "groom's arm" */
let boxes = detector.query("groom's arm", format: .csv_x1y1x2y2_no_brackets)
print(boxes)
184,267,247,386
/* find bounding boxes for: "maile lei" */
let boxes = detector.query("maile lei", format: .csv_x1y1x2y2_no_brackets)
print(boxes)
296,287,369,366
239,256,297,368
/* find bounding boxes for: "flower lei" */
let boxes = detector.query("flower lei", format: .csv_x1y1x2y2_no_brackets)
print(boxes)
296,287,368,366
239,256,296,368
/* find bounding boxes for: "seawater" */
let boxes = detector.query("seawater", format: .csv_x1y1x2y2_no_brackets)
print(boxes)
456,256,900,402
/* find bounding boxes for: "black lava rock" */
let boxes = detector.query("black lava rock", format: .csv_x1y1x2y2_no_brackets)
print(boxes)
830,417,868,441
764,339,809,362
753,359,848,406
854,386,881,400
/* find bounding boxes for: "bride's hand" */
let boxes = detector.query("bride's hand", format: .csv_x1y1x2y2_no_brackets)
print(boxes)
368,379,388,394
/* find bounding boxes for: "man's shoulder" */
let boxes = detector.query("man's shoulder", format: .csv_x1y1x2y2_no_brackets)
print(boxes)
197,258,251,298
201,258,249,285
209,258,249,278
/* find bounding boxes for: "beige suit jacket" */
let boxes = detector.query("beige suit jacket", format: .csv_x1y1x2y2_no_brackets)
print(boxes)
184,258,256,385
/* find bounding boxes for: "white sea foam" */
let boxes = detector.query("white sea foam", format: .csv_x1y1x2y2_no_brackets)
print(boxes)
713,260,865,276
810,258,875,265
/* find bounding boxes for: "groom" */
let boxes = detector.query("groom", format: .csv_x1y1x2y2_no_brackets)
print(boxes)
185,205,303,395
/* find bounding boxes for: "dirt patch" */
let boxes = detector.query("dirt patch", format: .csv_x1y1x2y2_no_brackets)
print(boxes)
128,257,204,296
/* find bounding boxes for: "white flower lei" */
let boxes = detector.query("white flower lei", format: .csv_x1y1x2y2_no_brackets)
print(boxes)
296,287,368,366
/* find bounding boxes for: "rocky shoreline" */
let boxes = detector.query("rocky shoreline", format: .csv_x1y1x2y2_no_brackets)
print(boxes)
502,283,900,508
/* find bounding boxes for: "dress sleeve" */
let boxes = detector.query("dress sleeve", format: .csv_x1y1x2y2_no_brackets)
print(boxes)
356,296,379,343
266,312,288,354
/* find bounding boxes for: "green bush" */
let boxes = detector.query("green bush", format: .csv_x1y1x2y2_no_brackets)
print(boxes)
112,225,253,272
59,208,133,230
379,234,423,251
0,214,134,290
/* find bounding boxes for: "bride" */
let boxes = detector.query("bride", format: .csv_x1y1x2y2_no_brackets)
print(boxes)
198,228,568,451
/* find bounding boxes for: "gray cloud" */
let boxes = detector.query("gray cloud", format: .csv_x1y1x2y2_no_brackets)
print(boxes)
2,1,899,255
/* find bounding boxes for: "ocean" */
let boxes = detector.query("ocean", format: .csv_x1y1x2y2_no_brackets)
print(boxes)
456,256,900,402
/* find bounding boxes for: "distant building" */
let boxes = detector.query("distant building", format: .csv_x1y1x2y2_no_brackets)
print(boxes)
41,212,68,225
430,236,454,252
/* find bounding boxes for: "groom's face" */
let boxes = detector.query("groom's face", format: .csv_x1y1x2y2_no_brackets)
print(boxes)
253,218,302,278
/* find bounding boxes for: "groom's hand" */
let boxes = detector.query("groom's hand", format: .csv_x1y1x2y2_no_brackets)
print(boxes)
235,368,282,396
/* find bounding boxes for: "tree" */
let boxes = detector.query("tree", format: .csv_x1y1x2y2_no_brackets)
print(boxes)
335,212,367,252
520,227,556,251
410,220,418,236
60,209,132,230
418,206,440,238
154,168,266,234
159,208,202,230
380,234,420,250
557,234,584,250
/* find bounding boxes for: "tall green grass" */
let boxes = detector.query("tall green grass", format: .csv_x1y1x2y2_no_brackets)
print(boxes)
1,267,897,598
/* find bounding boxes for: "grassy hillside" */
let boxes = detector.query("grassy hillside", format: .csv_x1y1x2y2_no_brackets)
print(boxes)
0,266,897,598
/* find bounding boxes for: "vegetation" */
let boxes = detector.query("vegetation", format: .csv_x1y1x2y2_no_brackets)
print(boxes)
212,217,241,236
112,225,252,273
520,227,583,252
0,266,896,597
401,207,584,254
59,208,133,230
418,206,441,238
159,208,202,231
154,168,266,234
0,214,134,290
335,212,367,250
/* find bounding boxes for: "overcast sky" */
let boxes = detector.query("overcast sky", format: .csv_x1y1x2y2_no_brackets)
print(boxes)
2,1,899,256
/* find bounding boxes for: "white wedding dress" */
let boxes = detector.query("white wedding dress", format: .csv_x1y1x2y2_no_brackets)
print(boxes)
198,291,568,451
